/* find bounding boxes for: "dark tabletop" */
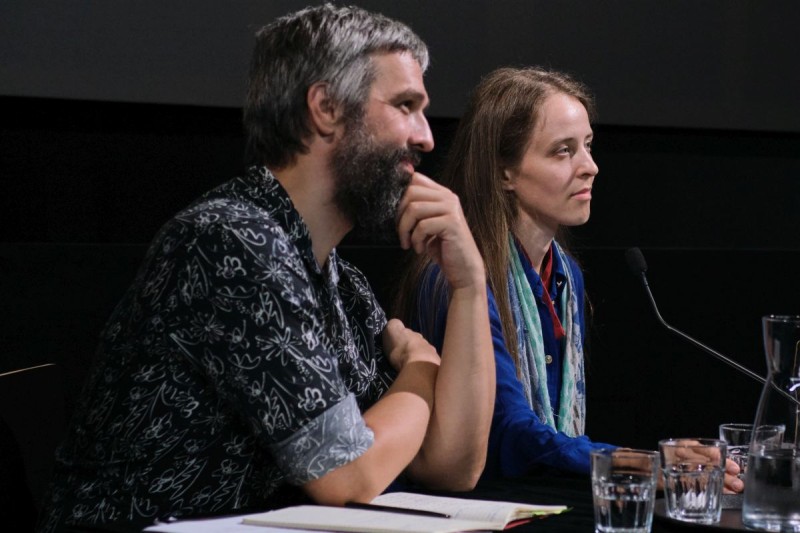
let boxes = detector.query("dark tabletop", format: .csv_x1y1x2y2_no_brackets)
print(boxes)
460,473,745,532
64,472,746,532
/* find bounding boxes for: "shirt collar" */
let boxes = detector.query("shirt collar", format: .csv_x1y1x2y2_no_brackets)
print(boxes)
246,166,323,275
514,238,567,300
550,242,568,297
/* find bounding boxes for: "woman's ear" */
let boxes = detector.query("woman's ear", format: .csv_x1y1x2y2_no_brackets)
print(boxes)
501,168,515,191
307,82,342,139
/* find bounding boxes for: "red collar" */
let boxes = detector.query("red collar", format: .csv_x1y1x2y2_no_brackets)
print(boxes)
516,239,566,340
540,246,555,292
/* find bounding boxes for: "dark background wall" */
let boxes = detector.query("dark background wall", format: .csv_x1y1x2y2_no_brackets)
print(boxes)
2,0,799,132
1,0,799,512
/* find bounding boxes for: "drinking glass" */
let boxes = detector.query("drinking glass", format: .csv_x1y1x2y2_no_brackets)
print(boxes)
718,423,784,479
591,448,659,533
658,438,726,524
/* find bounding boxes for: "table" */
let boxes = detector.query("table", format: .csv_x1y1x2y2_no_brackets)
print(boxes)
449,473,745,532
460,473,595,531
65,472,747,532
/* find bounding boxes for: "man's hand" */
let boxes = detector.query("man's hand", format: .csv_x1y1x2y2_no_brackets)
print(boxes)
382,318,440,372
396,173,484,290
393,173,494,491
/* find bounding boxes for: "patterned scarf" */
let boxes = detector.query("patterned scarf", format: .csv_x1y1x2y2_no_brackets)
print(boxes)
507,234,586,436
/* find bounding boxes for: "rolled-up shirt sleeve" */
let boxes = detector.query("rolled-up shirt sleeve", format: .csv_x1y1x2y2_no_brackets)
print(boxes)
271,393,373,484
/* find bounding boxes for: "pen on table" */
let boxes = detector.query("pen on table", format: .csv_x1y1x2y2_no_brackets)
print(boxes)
345,502,451,519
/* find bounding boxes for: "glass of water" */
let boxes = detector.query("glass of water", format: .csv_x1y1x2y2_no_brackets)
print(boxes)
591,448,659,533
718,423,784,479
658,438,726,524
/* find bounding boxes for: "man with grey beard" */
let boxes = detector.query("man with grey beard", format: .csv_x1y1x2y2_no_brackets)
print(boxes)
37,5,494,532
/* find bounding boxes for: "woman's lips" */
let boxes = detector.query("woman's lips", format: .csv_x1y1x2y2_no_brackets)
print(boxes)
571,187,592,200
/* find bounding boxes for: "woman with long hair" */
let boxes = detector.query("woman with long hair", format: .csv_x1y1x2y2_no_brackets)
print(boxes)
394,67,743,493
394,66,608,477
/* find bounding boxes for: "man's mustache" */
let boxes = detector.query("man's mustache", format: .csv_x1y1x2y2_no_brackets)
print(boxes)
396,148,422,169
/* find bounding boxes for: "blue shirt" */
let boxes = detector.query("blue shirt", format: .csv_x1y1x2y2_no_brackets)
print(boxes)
412,244,614,478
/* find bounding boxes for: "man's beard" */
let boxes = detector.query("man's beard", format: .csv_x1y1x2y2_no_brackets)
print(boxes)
331,121,421,243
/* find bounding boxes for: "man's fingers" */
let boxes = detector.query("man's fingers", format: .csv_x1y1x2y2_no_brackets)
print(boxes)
382,318,406,355
396,201,448,248
396,173,461,247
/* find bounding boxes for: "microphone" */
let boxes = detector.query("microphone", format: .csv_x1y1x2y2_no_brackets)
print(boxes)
625,247,800,407
624,247,764,382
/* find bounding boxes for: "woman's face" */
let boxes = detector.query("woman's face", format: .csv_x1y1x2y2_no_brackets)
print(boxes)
502,92,598,235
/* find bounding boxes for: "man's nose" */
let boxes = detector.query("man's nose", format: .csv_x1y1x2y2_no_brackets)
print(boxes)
410,113,434,153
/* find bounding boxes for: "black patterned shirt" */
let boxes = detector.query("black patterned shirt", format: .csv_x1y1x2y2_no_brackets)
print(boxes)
38,166,396,532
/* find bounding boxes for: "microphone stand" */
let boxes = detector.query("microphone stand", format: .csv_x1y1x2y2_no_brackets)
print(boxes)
627,248,800,408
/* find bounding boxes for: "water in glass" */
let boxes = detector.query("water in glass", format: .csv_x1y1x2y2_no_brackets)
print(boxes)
592,473,656,533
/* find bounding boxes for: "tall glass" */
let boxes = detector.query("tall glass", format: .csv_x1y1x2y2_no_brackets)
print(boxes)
742,315,800,532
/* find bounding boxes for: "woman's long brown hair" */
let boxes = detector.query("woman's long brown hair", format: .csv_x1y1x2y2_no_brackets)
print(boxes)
393,67,595,372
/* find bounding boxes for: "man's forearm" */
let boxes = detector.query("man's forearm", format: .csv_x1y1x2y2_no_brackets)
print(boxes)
303,359,438,505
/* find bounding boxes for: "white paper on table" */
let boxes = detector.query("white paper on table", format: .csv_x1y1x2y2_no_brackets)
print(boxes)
142,513,324,533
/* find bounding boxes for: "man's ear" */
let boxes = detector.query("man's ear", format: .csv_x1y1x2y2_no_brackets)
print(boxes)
307,82,342,139
501,168,515,191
